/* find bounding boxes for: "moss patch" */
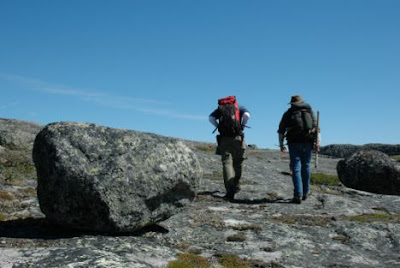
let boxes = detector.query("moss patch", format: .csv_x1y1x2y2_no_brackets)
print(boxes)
311,173,340,186
195,145,216,154
0,213,9,221
167,253,210,268
311,185,343,196
2,165,36,183
0,190,16,201
218,254,249,268
0,149,36,185
391,155,400,161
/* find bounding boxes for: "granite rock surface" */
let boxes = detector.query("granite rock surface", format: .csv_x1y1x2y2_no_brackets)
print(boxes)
0,118,42,150
1,118,400,267
33,122,201,233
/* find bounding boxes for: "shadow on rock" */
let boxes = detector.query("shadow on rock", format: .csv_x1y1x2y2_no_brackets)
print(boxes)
0,218,169,239
197,191,291,204
231,197,292,205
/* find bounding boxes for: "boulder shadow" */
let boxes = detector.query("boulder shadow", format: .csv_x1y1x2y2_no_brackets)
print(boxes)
197,190,221,196
229,198,293,205
0,218,80,239
230,197,292,205
0,218,168,239
198,191,292,205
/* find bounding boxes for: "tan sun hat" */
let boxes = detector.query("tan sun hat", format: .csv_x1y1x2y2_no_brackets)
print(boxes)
289,95,303,104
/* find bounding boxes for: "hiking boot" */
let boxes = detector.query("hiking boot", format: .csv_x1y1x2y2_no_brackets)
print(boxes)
292,196,302,204
223,193,235,202
302,192,311,201
233,186,241,194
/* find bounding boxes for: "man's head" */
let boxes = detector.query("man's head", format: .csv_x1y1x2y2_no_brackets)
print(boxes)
289,95,303,104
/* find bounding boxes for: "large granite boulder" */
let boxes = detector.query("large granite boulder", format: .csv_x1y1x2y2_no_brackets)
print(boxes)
33,122,202,233
0,118,42,150
337,150,400,195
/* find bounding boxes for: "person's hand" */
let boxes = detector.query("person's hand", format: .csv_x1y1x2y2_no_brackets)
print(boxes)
315,143,320,152
280,146,287,153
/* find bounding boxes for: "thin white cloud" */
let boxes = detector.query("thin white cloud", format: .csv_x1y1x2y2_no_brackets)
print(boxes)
0,73,204,121
0,73,106,98
90,95,171,109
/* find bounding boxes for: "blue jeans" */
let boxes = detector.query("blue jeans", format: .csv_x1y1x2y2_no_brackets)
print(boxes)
288,143,312,197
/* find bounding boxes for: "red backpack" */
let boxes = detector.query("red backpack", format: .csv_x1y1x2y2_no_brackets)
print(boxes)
217,96,242,136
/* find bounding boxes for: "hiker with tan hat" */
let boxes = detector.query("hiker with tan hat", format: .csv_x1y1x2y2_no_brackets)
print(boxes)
277,95,317,204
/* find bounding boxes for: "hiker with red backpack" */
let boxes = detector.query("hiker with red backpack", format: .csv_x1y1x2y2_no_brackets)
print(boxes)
209,96,250,201
278,95,317,204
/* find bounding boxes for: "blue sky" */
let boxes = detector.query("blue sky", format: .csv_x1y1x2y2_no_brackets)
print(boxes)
1,0,399,149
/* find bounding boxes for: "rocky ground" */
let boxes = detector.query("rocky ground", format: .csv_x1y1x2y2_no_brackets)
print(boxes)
1,119,400,267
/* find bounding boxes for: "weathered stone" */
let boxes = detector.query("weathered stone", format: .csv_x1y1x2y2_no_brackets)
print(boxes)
33,122,202,233
337,150,400,195
0,118,42,150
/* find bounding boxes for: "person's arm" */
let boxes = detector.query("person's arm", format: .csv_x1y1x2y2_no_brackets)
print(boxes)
278,111,288,152
209,115,218,128
242,112,250,126
239,106,250,126
278,133,287,152
209,109,219,128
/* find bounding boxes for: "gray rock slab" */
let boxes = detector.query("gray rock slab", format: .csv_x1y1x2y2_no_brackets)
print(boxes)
0,118,42,150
